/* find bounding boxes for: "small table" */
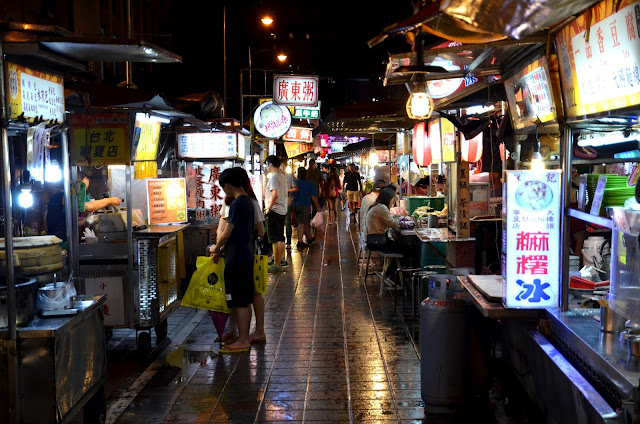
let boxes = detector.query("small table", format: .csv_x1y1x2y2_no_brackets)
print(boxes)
410,228,475,269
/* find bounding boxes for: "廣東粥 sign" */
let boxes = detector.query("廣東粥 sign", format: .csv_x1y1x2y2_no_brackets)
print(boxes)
273,75,319,107
503,170,561,308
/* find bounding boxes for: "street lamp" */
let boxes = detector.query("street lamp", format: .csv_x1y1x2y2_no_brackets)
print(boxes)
261,16,273,25
277,53,287,62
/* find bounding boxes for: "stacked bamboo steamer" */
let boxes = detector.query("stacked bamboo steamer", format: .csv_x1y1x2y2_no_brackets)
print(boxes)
0,236,64,284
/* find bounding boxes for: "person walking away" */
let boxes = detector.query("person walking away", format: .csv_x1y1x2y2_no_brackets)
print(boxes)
211,169,267,344
281,161,297,249
323,167,341,224
360,179,386,238
210,167,255,353
264,155,288,272
344,163,363,222
339,168,346,211
307,159,323,215
291,167,321,250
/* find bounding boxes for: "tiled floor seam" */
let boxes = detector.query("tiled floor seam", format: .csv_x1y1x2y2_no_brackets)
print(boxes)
249,222,323,423
346,219,402,423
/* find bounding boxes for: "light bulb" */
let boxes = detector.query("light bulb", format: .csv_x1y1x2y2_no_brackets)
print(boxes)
406,81,434,120
45,161,62,183
369,149,379,167
18,189,33,208
285,165,292,174
277,54,287,62
530,151,545,171
261,16,273,25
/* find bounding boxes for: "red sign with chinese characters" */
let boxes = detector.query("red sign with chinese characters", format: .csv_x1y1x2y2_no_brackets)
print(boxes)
273,75,319,107
283,126,314,143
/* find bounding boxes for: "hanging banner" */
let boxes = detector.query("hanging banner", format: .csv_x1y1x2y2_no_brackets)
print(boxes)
429,119,442,164
555,0,640,117
440,118,457,163
456,163,471,238
505,56,557,130
282,126,314,143
132,113,162,161
146,178,187,225
69,113,130,166
273,75,319,106
284,142,313,158
5,61,64,122
186,163,234,220
503,170,561,308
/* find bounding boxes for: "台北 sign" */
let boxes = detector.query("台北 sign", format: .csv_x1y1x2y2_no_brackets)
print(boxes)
254,101,292,138
503,170,561,308
5,61,64,123
555,0,640,117
282,126,313,143
273,75,319,107
147,178,187,225
177,132,238,159
69,113,130,166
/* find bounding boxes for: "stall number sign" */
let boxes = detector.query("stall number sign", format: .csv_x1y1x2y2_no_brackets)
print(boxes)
283,126,313,143
5,61,64,122
147,178,187,225
273,75,319,106
177,132,238,159
69,113,130,166
503,170,561,308
193,164,233,221
556,0,640,117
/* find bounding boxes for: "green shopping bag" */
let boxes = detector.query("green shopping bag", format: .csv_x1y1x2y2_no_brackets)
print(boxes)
254,254,268,294
182,256,230,314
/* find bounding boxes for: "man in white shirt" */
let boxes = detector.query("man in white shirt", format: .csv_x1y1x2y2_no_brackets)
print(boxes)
264,155,288,272
280,161,297,249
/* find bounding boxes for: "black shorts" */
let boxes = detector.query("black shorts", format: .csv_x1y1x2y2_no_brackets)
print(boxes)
266,211,285,243
292,204,311,226
224,263,254,308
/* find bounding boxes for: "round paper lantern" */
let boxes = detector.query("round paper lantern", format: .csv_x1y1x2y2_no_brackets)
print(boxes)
412,122,432,167
461,132,483,163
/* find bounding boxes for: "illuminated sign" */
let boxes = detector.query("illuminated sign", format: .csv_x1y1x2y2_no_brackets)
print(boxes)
273,75,319,106
284,142,313,158
254,101,292,138
555,0,640,117
440,118,457,163
146,178,187,225
283,126,313,143
503,170,561,308
5,61,64,122
505,56,557,130
177,132,238,159
132,113,162,161
69,113,130,166
429,119,442,164
293,101,321,119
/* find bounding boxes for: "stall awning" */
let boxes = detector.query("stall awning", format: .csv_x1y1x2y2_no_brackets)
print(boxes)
317,101,418,136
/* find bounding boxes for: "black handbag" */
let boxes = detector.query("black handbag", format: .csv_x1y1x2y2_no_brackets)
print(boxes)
366,233,387,247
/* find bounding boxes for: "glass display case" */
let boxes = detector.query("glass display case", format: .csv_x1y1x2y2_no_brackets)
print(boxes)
608,207,640,323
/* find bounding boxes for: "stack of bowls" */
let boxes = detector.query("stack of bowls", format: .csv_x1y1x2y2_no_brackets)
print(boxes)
586,174,634,215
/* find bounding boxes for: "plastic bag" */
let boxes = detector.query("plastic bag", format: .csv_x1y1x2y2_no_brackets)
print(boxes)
311,211,324,228
254,255,268,294
37,282,76,311
181,256,230,313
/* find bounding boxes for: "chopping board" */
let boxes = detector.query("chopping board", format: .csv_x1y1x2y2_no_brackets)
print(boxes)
467,275,503,301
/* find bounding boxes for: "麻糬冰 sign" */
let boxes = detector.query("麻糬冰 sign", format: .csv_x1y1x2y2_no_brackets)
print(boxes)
503,170,561,308
555,0,640,117
5,61,64,123
273,75,319,107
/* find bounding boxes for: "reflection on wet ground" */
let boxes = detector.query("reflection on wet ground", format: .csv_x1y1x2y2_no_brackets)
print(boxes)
98,210,492,423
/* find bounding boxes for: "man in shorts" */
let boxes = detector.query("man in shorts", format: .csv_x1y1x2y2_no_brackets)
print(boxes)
264,155,288,272
210,167,255,353
344,163,363,220
291,167,321,250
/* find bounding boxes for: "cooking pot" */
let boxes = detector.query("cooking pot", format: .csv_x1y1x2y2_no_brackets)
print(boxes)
0,276,38,328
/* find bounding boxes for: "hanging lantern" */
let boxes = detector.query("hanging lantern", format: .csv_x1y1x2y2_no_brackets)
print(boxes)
412,122,432,167
461,132,483,163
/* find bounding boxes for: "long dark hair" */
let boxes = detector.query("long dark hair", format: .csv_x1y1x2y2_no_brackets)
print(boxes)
224,167,257,206
374,188,396,208
328,168,339,184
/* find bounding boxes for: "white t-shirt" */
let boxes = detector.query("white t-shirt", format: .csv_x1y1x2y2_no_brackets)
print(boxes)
360,192,378,237
221,198,265,223
265,172,288,215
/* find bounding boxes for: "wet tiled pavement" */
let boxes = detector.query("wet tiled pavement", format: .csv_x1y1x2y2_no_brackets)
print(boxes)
105,210,428,423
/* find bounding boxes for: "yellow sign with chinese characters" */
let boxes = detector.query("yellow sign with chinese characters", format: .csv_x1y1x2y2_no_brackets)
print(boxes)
132,114,161,161
69,113,130,166
5,61,64,122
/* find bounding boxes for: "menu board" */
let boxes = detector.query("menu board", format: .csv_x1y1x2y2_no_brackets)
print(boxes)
146,178,187,225
505,56,557,130
177,132,238,159
555,0,640,117
5,61,64,122
503,170,561,308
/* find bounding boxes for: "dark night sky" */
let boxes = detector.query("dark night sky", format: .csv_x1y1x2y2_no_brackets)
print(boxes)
153,0,414,119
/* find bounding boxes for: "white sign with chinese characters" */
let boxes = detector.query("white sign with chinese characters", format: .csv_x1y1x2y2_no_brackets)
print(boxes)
193,163,233,221
273,75,319,106
84,276,125,326
177,132,238,159
571,2,640,105
503,170,562,308
254,101,292,138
